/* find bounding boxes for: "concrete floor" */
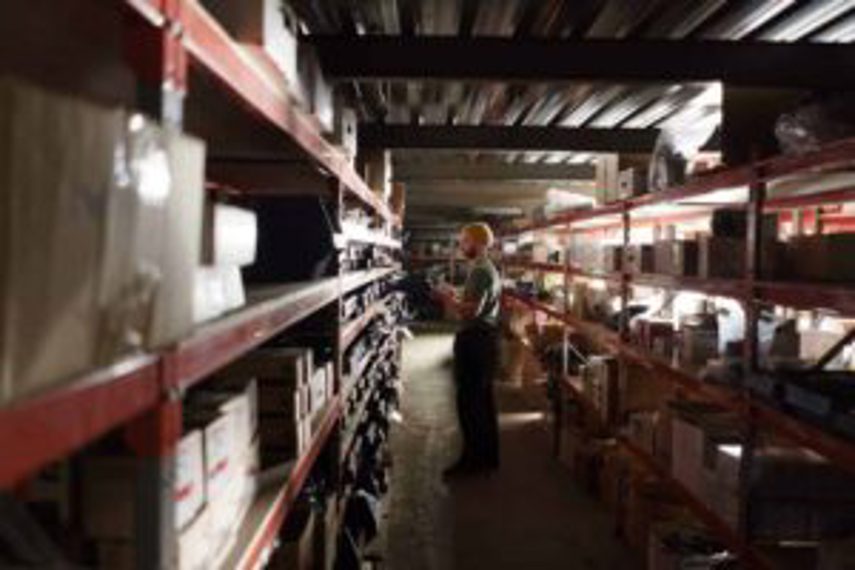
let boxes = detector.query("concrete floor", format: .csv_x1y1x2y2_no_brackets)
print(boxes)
384,324,637,570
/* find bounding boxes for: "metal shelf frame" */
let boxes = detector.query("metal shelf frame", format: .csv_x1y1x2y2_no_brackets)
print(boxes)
506,291,855,476
559,377,771,570
505,138,855,236
1,3,403,568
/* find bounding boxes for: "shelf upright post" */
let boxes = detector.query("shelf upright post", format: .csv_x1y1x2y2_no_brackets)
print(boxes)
122,5,188,566
555,222,572,457
616,204,631,436
122,0,187,127
619,204,631,342
738,173,767,540
562,223,572,379
124,368,183,570
332,176,347,491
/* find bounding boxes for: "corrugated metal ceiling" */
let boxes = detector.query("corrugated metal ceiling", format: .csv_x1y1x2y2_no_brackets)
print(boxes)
295,0,854,168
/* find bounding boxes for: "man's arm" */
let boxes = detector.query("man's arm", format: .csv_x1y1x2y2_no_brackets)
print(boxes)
434,286,484,320
434,271,487,320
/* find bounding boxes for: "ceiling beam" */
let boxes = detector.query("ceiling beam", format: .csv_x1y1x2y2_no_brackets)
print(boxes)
361,124,659,152
393,160,597,181
310,36,855,88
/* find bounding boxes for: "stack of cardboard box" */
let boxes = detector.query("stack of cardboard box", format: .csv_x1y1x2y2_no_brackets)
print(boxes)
219,347,334,468
81,379,258,569
188,381,259,566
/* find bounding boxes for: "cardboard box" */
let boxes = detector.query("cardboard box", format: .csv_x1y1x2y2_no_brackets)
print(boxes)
653,240,674,275
94,511,214,570
679,323,718,369
258,383,303,418
625,244,655,275
603,245,623,273
672,240,699,277
221,347,313,388
203,203,257,267
259,415,304,456
175,430,206,531
179,508,213,570
653,239,699,276
619,364,663,417
202,413,235,508
589,355,619,424
201,0,299,87
308,366,329,417
618,167,647,199
191,379,258,449
698,236,745,279
668,402,741,500
82,430,205,540
790,234,855,283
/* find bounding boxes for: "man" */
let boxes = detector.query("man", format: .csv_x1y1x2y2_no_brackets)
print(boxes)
435,222,501,476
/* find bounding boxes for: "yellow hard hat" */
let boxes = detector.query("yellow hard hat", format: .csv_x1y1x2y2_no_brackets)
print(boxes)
461,222,495,248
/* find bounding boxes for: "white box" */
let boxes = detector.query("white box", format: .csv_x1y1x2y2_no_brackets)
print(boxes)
175,430,206,531
178,508,213,570
203,413,235,505
193,265,246,323
204,203,258,267
219,382,257,450
308,366,328,417
202,0,299,88
618,167,647,199
203,412,239,560
82,436,204,541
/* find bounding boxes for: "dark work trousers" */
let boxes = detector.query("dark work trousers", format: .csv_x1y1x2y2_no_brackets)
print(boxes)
453,323,500,468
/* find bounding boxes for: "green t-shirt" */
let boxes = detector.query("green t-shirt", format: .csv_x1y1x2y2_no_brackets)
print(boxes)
463,256,501,326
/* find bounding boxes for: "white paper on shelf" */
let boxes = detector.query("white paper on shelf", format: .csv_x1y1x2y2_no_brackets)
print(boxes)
193,266,247,324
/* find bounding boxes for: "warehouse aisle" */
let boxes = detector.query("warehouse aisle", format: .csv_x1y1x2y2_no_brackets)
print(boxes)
384,324,636,570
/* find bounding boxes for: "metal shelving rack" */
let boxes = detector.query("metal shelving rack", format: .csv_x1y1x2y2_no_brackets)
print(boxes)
0,1,403,568
501,136,855,569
